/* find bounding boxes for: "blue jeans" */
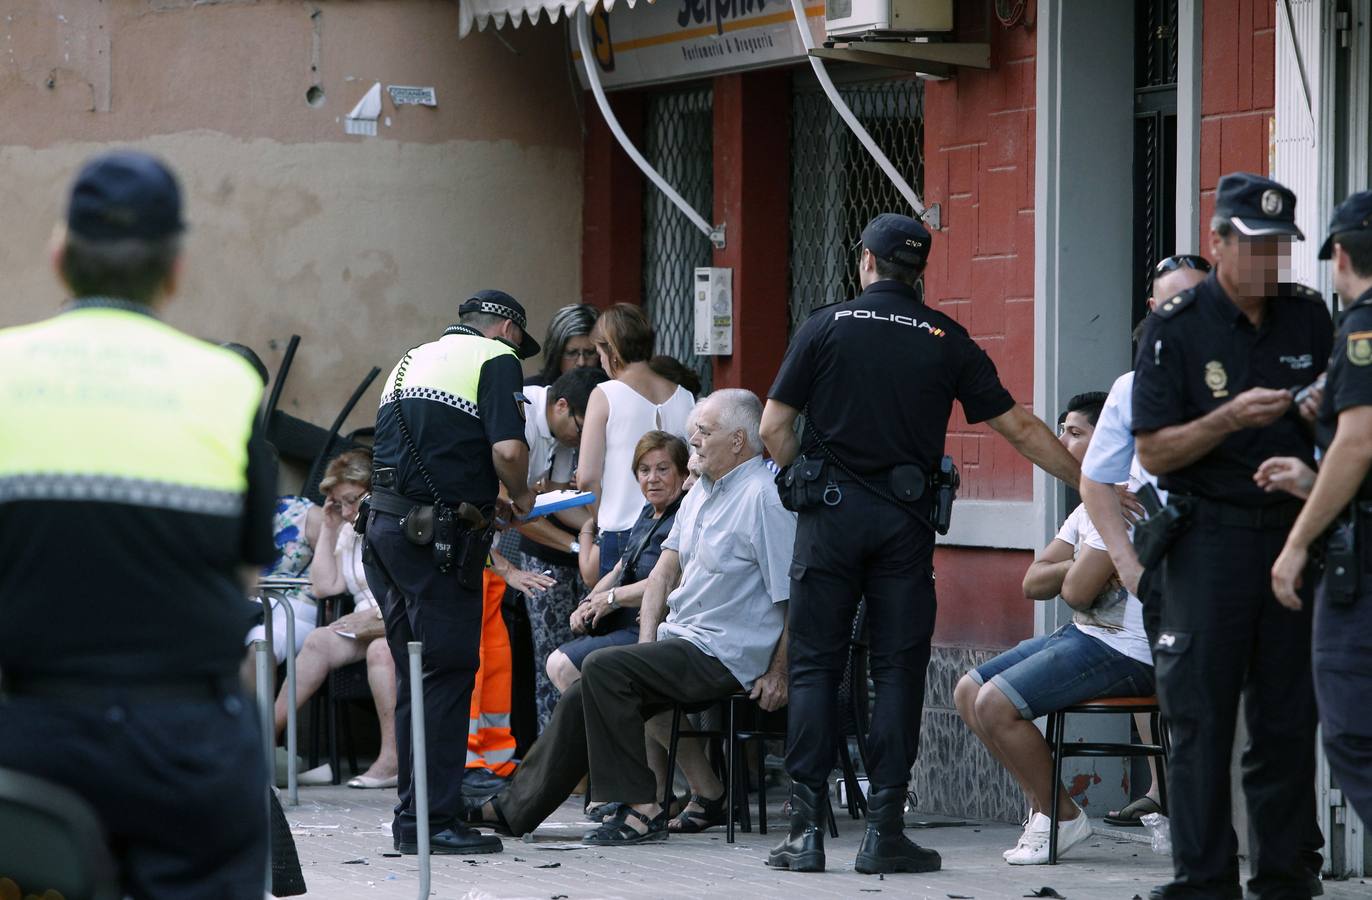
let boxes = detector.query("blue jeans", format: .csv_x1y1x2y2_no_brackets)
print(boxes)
970,624,1154,720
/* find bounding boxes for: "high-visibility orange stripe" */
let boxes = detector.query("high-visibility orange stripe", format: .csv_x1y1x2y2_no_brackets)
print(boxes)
469,569,517,778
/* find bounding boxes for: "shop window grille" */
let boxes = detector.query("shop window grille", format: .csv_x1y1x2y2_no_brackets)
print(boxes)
642,85,714,395
789,76,924,331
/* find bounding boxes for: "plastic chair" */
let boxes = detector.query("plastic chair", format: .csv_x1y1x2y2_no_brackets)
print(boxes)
1045,694,1169,864
0,768,119,900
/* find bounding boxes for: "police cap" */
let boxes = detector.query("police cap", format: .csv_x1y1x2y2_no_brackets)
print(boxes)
1318,190,1372,260
459,289,541,359
861,213,932,269
1214,172,1304,240
67,150,186,242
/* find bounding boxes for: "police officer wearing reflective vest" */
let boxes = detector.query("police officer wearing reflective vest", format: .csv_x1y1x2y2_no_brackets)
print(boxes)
760,213,1082,875
1131,173,1333,900
0,151,277,896
1266,190,1372,826
366,290,537,855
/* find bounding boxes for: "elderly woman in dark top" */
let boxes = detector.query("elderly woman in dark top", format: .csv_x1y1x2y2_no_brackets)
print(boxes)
546,431,689,692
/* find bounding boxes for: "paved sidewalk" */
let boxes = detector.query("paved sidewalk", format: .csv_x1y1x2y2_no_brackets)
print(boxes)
281,785,1369,900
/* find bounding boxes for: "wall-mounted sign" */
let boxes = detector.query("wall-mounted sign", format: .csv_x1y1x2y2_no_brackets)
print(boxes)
571,0,826,91
388,85,438,106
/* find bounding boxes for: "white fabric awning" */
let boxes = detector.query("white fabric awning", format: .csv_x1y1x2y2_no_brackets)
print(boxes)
459,0,638,38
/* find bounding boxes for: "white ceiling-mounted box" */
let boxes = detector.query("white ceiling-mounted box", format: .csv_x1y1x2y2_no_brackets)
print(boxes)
693,267,733,356
825,0,953,40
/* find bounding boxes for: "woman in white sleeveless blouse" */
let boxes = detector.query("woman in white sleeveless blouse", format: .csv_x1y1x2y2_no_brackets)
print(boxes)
577,304,695,578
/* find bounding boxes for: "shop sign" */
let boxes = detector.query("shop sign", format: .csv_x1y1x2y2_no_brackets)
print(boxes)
572,0,825,90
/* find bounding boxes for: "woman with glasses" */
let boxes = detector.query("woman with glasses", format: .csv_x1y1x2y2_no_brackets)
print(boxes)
528,303,602,387
268,449,400,788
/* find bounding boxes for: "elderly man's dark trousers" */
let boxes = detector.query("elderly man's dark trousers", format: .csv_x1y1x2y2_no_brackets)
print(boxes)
579,638,740,803
367,512,483,843
1314,579,1372,824
1156,507,1317,900
784,494,938,793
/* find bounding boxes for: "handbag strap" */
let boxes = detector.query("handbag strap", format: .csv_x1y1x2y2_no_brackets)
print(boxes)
620,496,683,582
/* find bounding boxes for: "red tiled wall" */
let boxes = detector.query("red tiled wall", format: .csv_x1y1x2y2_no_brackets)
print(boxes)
933,547,1036,648
922,1,1036,502
1199,0,1275,233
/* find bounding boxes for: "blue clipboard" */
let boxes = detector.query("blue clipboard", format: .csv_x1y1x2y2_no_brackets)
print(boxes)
522,490,595,521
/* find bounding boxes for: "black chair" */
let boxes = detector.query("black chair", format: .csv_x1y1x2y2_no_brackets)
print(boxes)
306,592,371,783
663,694,839,844
0,768,119,900
1045,694,1169,864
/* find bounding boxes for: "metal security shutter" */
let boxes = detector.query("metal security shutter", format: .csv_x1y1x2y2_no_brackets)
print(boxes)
641,86,714,395
1273,0,1333,299
789,75,924,331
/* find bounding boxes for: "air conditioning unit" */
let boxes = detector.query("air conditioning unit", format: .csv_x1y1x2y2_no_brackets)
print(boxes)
825,0,953,39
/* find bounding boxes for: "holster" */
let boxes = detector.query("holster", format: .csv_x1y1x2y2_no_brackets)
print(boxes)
1322,507,1361,607
929,456,959,535
1132,495,1194,570
777,457,830,512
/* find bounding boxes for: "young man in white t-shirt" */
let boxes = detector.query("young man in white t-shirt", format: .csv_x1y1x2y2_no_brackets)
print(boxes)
953,392,1156,865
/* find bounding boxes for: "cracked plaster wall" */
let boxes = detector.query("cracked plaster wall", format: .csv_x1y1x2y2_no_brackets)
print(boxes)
0,1,584,460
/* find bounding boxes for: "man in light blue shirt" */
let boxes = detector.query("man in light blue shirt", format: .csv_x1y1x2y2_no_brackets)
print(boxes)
575,388,796,845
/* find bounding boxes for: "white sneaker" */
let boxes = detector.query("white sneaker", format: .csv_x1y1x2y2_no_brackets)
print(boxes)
1006,809,1092,865
1003,812,1050,860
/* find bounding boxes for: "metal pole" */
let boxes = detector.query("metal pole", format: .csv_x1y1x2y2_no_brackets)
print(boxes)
408,641,429,898
266,591,299,806
253,639,273,896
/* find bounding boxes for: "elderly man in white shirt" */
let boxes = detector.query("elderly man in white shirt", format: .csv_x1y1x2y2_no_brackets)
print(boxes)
576,388,795,845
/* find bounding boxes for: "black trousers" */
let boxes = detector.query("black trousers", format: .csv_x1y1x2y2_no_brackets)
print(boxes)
497,680,590,836
579,638,740,804
1314,577,1372,824
1156,503,1318,899
366,512,485,841
785,491,937,792
0,688,265,900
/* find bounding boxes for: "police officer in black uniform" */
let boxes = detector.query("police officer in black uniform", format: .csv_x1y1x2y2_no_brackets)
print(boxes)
760,213,1082,875
367,290,538,855
1132,173,1333,900
0,152,277,897
1268,190,1372,826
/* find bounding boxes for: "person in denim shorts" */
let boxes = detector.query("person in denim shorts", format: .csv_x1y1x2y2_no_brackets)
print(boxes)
954,392,1155,866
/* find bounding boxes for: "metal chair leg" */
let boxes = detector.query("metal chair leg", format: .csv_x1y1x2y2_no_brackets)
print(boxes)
1049,711,1064,865
1153,710,1168,816
757,737,768,835
726,698,736,844
826,788,839,839
664,705,683,811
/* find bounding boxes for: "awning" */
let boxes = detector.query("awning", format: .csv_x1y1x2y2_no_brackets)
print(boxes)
459,0,637,38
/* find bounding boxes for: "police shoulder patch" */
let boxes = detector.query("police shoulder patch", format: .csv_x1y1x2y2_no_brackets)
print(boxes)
1346,331,1372,366
1153,288,1199,319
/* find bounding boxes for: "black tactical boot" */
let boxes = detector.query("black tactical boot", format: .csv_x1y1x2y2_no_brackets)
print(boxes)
766,782,828,873
854,786,941,875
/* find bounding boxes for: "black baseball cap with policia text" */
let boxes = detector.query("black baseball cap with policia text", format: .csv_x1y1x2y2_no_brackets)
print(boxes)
861,213,932,269
1214,172,1304,240
1318,190,1372,260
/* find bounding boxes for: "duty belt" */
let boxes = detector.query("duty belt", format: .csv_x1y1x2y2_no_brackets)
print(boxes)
1179,495,1301,530
368,487,424,518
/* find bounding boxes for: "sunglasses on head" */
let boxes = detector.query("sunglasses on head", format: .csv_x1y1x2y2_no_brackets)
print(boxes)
1152,254,1212,279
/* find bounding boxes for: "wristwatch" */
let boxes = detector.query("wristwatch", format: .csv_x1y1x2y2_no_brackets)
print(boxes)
569,540,581,554
606,589,617,609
